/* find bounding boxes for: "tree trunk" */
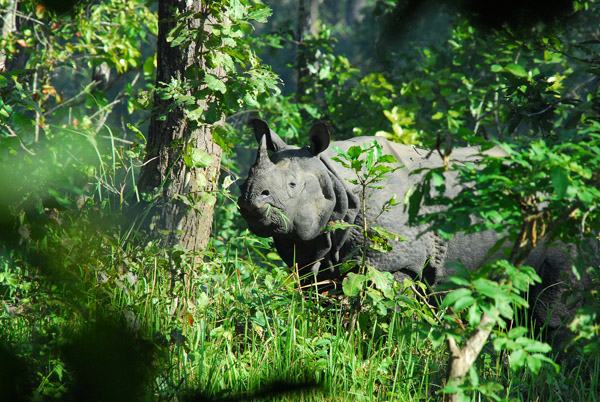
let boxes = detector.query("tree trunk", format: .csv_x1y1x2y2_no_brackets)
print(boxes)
296,0,320,99
138,0,223,253
345,0,367,25
0,0,30,73
0,0,17,72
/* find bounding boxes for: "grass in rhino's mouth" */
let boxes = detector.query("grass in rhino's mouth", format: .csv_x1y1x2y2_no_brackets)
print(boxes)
265,204,292,231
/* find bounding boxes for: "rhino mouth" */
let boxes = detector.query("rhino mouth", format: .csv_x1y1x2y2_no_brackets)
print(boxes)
238,203,290,235
239,203,270,220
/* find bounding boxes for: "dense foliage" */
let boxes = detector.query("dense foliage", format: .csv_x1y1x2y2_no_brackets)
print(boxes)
1,0,599,401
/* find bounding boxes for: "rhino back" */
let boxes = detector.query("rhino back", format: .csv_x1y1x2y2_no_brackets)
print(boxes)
320,137,511,284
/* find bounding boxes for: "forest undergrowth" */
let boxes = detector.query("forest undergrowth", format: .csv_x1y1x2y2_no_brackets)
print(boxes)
1,136,598,401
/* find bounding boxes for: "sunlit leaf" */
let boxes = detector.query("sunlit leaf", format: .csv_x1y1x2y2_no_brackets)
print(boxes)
343,273,366,297
504,63,528,77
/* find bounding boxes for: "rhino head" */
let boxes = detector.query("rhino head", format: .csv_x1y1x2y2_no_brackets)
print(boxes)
238,119,338,242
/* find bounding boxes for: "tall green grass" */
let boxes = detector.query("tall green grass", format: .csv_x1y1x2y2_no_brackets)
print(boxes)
3,214,600,401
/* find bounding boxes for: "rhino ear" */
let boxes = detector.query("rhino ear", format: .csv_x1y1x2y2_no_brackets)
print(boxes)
309,121,331,155
249,118,287,152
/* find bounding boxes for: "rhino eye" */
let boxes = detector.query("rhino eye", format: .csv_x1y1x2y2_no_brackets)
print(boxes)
289,182,296,188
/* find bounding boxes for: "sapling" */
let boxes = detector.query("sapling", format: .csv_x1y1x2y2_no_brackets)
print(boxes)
331,140,403,331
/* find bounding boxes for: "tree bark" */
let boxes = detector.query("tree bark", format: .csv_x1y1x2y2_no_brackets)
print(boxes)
0,0,17,72
296,0,320,99
138,0,223,253
0,0,30,73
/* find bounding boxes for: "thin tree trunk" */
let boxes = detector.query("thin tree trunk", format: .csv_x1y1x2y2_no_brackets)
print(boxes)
444,312,496,402
296,0,320,99
138,0,223,253
345,0,367,25
0,0,17,72
309,0,320,35
1,0,30,73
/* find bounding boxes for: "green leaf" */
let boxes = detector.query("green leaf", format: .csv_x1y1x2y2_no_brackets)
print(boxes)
472,278,503,299
372,141,382,160
351,158,364,173
535,354,560,373
185,105,204,122
366,267,394,299
504,63,528,78
550,167,569,198
196,174,207,188
457,393,471,402
448,275,471,287
266,252,281,261
347,145,363,159
493,336,509,351
366,287,383,305
496,300,514,319
377,154,399,164
469,365,479,387
371,226,403,243
524,341,552,354
332,146,347,158
441,385,462,394
454,296,476,312
432,172,445,187
526,354,542,374
247,4,271,22
468,304,481,326
342,273,366,297
127,123,146,145
190,149,213,168
432,111,444,120
170,28,190,48
507,326,528,339
441,288,473,308
324,220,359,232
509,349,526,369
200,192,216,206
143,55,155,76
205,73,227,94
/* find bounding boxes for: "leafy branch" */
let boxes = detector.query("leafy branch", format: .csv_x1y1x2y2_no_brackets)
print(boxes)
161,0,281,136
410,134,600,399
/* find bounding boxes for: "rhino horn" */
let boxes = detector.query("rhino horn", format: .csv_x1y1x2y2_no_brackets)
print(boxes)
255,134,275,167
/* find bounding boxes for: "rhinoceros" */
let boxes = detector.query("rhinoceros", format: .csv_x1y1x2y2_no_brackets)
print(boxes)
237,118,595,327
